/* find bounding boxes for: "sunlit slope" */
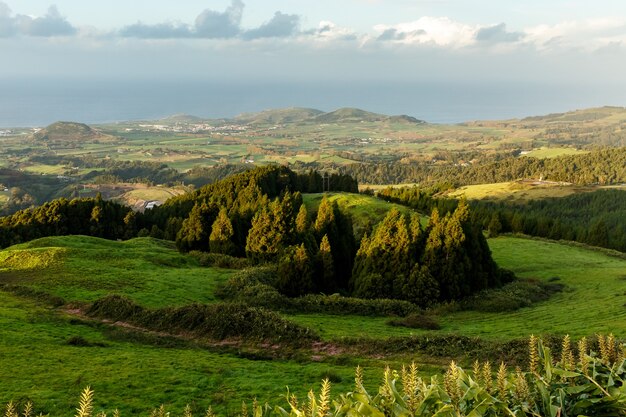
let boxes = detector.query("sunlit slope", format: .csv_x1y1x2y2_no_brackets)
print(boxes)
0,236,234,307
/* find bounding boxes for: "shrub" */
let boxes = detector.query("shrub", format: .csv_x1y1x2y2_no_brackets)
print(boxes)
189,251,250,269
215,267,421,317
0,284,65,307
386,313,441,330
87,295,318,345
87,294,144,322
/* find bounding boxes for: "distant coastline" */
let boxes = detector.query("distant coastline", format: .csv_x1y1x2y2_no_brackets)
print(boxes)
1,78,624,128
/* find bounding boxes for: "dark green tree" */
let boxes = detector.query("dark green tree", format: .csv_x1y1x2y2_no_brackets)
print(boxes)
275,244,314,296
209,208,236,255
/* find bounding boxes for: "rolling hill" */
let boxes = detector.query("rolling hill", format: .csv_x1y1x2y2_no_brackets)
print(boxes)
233,107,324,124
32,122,119,143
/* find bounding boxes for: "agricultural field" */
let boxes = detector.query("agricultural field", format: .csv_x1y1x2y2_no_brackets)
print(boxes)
521,147,588,159
2,107,624,178
1,232,625,414
444,180,602,201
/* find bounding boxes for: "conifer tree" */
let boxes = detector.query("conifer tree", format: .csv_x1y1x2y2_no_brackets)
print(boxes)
209,208,236,255
123,210,137,240
245,202,285,263
352,208,412,300
276,244,314,296
317,234,335,292
295,204,309,235
176,202,218,252
314,196,336,237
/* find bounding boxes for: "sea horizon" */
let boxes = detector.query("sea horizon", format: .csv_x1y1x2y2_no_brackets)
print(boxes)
1,78,624,128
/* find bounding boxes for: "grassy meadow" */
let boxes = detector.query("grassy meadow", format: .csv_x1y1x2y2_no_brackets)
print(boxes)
1,231,625,414
0,237,234,307
302,192,421,237
444,181,624,202
521,147,588,159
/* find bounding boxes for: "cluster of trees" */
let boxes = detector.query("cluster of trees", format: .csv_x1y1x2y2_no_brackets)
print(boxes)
0,165,508,307
352,202,506,307
0,194,132,247
471,190,626,252
245,194,356,296
334,147,626,186
145,166,358,232
374,184,626,253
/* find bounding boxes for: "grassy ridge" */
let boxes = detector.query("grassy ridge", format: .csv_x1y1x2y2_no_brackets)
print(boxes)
445,181,626,202
302,192,421,237
0,236,234,308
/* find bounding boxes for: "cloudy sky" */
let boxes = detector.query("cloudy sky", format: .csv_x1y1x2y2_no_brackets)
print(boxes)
1,1,625,123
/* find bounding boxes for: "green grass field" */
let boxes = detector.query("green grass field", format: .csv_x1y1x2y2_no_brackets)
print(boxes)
444,181,621,202
0,236,234,307
439,237,626,338
521,147,588,159
0,290,376,416
302,193,420,237
1,233,626,415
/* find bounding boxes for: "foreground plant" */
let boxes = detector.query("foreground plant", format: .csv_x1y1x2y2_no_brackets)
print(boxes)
5,336,625,417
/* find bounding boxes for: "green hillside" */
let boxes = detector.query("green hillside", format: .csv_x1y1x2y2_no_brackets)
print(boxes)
233,107,324,124
1,234,625,414
0,236,234,307
302,192,420,237
32,122,118,143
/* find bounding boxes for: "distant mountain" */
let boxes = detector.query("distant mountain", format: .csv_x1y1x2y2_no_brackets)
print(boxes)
231,107,425,125
32,122,118,142
313,108,426,124
160,114,207,123
521,106,626,123
233,107,324,124
313,108,386,123
388,115,426,124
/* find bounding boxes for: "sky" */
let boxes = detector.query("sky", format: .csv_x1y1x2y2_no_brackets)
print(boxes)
1,1,626,121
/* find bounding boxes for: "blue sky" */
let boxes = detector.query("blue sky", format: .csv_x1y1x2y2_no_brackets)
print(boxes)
1,1,625,97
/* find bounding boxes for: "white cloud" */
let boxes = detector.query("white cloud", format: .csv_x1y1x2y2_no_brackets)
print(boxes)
374,17,477,47
0,2,76,37
523,18,626,50
303,21,358,42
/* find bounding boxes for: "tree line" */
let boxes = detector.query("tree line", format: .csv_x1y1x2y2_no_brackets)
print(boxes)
335,147,626,186
375,185,626,253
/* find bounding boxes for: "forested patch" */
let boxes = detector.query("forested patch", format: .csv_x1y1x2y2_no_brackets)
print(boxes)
377,184,626,252
0,166,508,307
0,195,132,247
336,147,626,186
471,190,626,251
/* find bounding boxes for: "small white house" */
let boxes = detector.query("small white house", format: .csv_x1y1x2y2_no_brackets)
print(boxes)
144,201,163,210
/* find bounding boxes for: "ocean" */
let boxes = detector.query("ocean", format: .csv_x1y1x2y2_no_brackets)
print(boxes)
0,78,624,127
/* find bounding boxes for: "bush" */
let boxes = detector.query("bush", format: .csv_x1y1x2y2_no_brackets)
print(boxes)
460,279,564,313
87,295,318,345
189,251,251,269
386,313,441,330
0,284,65,307
215,267,421,317
65,336,106,347
87,294,144,321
